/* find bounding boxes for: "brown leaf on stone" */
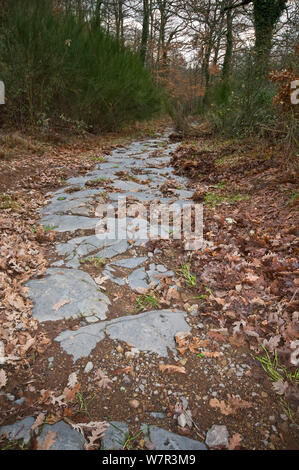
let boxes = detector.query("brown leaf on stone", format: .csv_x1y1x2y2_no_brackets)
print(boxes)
40,431,56,450
52,299,72,311
31,412,46,431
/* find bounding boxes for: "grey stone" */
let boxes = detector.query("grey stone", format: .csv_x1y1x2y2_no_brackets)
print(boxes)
141,425,207,450
56,309,190,361
156,264,168,273
41,214,99,233
84,362,94,374
150,412,167,419
37,421,86,450
205,425,229,449
101,422,129,450
55,234,116,268
41,197,92,217
127,268,149,292
111,257,147,269
0,417,35,445
96,240,130,259
15,397,26,406
26,268,110,323
112,180,146,192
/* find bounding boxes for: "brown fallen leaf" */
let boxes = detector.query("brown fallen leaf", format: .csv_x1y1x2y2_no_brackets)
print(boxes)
210,395,252,415
113,366,134,377
0,369,7,388
31,412,46,431
229,433,243,450
95,369,113,390
40,431,56,450
201,351,222,358
159,364,186,374
209,398,233,416
63,382,81,401
52,299,72,311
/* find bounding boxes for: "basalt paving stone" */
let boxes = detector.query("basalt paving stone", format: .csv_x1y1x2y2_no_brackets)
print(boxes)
37,421,86,450
41,200,93,218
101,422,129,450
95,239,130,259
141,425,207,451
55,309,191,361
127,267,149,292
65,176,92,186
127,264,175,292
0,417,35,445
55,234,117,264
26,268,111,323
110,257,147,269
40,214,100,232
112,180,147,192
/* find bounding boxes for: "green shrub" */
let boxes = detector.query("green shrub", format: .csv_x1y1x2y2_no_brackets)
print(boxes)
204,55,278,137
0,0,162,131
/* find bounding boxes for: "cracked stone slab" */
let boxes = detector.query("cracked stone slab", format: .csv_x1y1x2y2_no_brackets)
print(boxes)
141,425,207,451
26,268,110,323
127,267,149,292
55,309,190,361
112,180,147,192
127,264,174,292
110,257,147,269
40,214,99,232
55,234,118,267
37,421,87,450
96,239,130,259
0,417,35,445
41,197,93,217
101,422,129,450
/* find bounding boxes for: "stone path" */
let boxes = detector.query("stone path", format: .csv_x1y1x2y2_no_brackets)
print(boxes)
1,131,293,450
2,131,208,450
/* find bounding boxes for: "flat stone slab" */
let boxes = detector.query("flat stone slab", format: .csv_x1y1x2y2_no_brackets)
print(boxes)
112,180,147,192
41,196,93,217
37,421,86,450
0,417,34,445
55,309,190,361
101,422,129,450
127,267,149,292
141,425,207,450
55,234,117,267
41,214,99,232
26,268,110,323
96,239,130,259
110,257,147,269
127,264,174,292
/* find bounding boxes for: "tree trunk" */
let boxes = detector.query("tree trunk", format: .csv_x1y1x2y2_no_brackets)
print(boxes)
252,0,287,75
222,5,233,81
140,0,150,65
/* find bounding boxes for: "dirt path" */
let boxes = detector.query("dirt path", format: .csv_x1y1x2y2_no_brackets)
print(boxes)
0,130,298,450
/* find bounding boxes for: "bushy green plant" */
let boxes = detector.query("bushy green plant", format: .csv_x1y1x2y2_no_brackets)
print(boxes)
205,54,278,137
0,0,162,131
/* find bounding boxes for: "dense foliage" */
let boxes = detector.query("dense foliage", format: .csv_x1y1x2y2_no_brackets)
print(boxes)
0,0,162,131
